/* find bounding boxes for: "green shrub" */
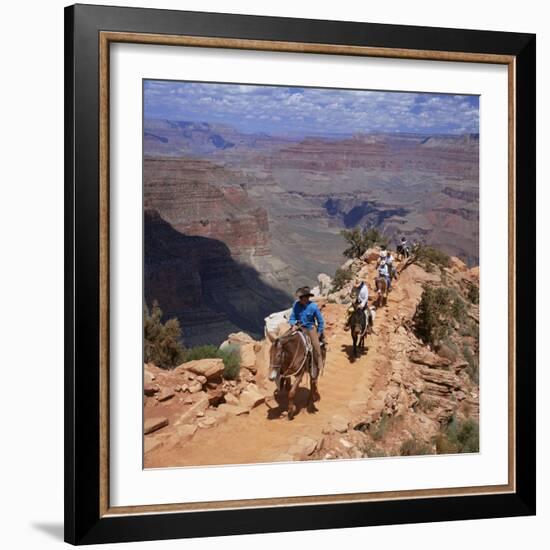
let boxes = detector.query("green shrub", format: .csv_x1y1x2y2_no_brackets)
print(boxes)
183,344,218,361
182,344,241,380
413,286,467,346
369,413,394,441
437,416,479,454
331,266,353,292
341,227,388,259
451,295,467,323
414,244,451,269
360,442,387,458
463,345,479,384
400,438,432,456
218,345,241,380
459,320,479,339
144,301,186,369
467,283,479,304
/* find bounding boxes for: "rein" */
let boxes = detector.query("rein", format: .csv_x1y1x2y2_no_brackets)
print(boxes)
272,330,310,379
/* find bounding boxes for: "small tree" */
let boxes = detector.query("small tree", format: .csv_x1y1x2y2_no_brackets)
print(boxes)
144,301,186,369
341,227,388,259
413,286,466,347
401,243,450,273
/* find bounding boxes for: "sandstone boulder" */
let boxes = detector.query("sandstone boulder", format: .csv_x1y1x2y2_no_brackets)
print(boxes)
144,417,169,435
197,416,217,429
175,393,209,426
223,392,240,406
239,385,265,410
207,387,225,406
227,331,255,345
331,415,349,433
409,350,452,368
157,388,175,402
217,403,249,416
188,381,203,394
239,343,257,373
175,424,197,440
297,436,318,456
317,273,333,296
144,384,159,397
177,358,225,380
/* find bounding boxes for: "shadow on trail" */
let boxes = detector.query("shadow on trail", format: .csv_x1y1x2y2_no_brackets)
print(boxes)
265,387,318,420
340,343,370,362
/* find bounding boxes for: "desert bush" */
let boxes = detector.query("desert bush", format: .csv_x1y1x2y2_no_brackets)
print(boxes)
217,345,241,380
413,286,467,346
463,345,479,384
369,413,394,441
414,244,451,269
400,437,432,456
331,266,353,292
467,283,480,304
183,343,241,380
360,442,387,458
417,395,437,413
459,320,479,339
143,301,186,369
436,416,480,454
341,227,388,259
183,344,218,361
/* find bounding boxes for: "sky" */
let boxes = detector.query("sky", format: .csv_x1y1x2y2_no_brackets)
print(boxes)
144,80,479,137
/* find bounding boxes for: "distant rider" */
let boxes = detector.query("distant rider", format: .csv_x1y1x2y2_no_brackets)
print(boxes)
289,286,325,379
398,236,410,259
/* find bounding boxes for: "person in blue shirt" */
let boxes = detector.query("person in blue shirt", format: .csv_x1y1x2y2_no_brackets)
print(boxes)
289,286,325,378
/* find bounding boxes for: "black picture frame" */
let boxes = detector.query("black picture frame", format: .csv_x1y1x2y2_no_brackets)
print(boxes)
65,3,536,545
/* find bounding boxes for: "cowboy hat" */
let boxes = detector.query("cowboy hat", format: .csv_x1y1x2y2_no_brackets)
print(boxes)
296,286,314,298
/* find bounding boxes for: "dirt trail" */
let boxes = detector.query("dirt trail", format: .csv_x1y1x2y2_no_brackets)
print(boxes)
148,265,422,468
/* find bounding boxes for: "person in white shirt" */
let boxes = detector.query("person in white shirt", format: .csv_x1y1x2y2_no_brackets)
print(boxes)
378,260,391,289
345,278,373,330
355,278,369,308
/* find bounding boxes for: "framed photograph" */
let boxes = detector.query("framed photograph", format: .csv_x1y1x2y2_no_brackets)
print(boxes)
64,3,536,545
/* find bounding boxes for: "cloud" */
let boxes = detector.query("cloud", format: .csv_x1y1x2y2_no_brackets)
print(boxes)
144,80,479,136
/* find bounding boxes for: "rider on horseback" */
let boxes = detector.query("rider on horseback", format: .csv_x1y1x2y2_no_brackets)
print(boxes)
385,249,396,285
345,278,373,330
353,277,373,323
377,246,394,291
397,236,410,259
289,286,325,380
378,260,391,291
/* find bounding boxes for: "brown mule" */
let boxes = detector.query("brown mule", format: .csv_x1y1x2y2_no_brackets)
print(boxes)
266,328,321,420
349,304,368,357
375,277,388,307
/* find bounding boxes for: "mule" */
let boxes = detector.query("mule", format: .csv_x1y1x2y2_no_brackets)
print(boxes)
397,244,410,261
349,305,367,357
375,277,388,307
266,328,322,420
